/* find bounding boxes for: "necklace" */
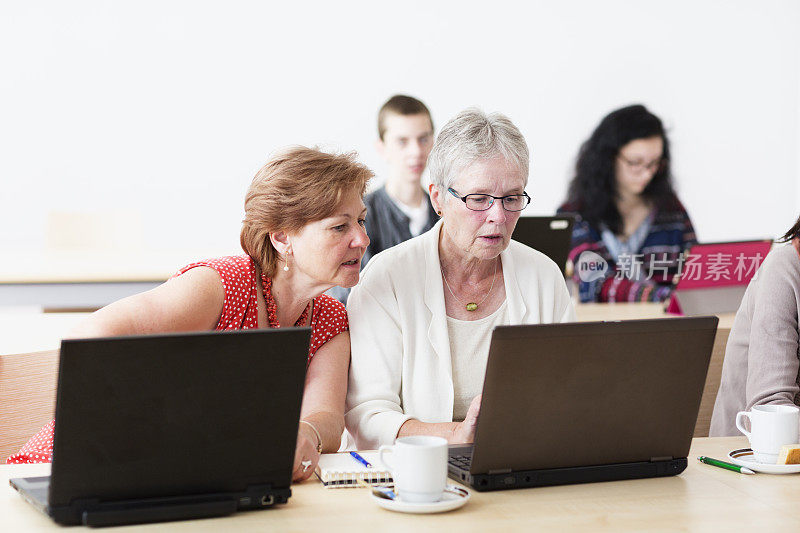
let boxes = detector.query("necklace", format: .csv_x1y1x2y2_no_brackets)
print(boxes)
441,258,498,312
260,274,310,328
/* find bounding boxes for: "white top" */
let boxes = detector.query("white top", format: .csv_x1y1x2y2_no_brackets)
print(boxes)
448,300,509,421
393,197,431,236
345,220,576,449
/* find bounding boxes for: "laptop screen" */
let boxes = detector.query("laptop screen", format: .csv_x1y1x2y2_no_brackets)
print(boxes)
510,215,574,277
471,318,717,474
48,328,310,507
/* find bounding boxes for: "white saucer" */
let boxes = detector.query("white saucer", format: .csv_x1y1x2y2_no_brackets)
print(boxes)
370,485,470,514
728,448,800,474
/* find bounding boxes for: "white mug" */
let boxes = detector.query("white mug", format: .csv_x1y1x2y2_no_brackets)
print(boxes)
378,436,448,503
735,405,800,463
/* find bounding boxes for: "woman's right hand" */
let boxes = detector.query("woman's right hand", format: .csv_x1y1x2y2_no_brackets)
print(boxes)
291,425,321,482
450,394,482,444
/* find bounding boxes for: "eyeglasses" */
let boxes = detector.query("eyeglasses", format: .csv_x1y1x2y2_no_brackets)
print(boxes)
617,154,666,173
447,188,531,212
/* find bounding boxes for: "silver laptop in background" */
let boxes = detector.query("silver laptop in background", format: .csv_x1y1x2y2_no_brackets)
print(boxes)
673,287,748,316
668,240,772,316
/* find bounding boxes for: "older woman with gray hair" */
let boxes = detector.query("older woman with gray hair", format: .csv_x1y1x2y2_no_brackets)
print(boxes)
345,108,575,449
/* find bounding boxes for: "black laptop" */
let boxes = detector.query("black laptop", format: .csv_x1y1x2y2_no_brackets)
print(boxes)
448,317,718,491
511,215,575,277
10,328,310,526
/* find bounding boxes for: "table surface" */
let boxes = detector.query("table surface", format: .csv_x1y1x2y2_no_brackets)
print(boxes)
2,437,798,532
574,302,736,329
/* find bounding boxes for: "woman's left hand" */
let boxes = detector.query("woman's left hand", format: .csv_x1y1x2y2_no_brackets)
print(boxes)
450,394,482,444
292,425,321,482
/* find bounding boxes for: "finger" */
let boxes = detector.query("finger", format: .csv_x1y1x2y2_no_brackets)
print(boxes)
292,456,313,481
292,448,303,471
467,399,481,418
299,462,315,481
292,458,314,482
309,450,321,472
292,465,303,481
472,394,482,409
291,439,309,480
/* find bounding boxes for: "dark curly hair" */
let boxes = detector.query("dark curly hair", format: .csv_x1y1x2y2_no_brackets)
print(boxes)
779,214,800,243
565,104,678,235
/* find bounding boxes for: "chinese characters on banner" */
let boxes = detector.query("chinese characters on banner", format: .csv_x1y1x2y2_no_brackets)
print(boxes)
614,252,764,281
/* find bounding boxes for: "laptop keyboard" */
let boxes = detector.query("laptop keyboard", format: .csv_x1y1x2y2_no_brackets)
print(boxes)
448,453,473,469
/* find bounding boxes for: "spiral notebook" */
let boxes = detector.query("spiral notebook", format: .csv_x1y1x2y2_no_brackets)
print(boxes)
314,452,393,488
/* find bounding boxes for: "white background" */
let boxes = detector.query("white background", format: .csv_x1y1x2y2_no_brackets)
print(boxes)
2,0,799,259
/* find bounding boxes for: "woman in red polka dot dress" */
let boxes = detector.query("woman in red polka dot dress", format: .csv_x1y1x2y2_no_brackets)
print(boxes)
8,147,372,482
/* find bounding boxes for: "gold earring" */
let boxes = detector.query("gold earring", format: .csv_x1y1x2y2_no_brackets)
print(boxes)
437,211,442,216
283,250,291,272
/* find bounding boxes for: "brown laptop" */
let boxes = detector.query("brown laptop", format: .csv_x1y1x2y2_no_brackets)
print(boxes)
448,317,718,491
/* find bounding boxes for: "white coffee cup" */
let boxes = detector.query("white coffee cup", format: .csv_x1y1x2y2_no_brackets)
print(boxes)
378,436,448,503
735,405,800,463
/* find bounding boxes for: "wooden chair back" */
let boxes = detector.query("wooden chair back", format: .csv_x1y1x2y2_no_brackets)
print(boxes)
0,349,59,460
694,328,730,437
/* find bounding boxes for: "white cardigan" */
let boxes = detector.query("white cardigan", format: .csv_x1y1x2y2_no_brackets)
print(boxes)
344,221,576,449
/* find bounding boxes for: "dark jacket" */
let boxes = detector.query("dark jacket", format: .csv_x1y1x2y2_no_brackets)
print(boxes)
362,186,439,267
328,186,438,304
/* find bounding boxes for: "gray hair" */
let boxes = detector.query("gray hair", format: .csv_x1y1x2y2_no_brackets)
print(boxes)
427,108,529,190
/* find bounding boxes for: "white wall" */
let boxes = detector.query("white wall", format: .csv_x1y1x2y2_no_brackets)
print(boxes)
2,0,798,259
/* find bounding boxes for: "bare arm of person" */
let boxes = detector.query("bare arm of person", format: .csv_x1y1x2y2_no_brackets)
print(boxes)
66,267,225,338
397,394,482,445
292,332,350,481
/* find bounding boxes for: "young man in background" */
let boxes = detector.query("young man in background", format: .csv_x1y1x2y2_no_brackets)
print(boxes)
331,95,438,303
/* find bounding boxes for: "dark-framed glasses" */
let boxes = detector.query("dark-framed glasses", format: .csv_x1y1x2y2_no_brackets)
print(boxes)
617,154,666,173
447,188,531,212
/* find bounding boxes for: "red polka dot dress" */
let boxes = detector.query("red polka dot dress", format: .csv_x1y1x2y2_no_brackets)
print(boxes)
7,255,349,464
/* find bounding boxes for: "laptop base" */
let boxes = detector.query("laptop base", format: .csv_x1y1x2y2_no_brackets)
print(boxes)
11,475,291,527
673,286,747,315
448,449,687,492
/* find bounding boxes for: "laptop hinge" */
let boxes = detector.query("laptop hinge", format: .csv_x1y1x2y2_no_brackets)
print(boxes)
487,468,512,474
650,456,673,462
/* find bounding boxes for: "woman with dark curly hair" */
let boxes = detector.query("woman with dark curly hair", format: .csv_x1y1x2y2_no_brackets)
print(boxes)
558,104,696,302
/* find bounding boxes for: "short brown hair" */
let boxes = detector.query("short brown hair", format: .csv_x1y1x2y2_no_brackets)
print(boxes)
240,146,373,277
377,94,433,140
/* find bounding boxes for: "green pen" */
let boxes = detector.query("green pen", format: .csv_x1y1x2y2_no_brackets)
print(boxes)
698,456,755,474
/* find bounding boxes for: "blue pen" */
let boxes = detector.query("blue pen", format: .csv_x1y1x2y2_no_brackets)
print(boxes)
350,451,373,468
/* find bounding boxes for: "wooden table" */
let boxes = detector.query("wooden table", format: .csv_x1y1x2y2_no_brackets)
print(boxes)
575,302,736,329
2,437,798,531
